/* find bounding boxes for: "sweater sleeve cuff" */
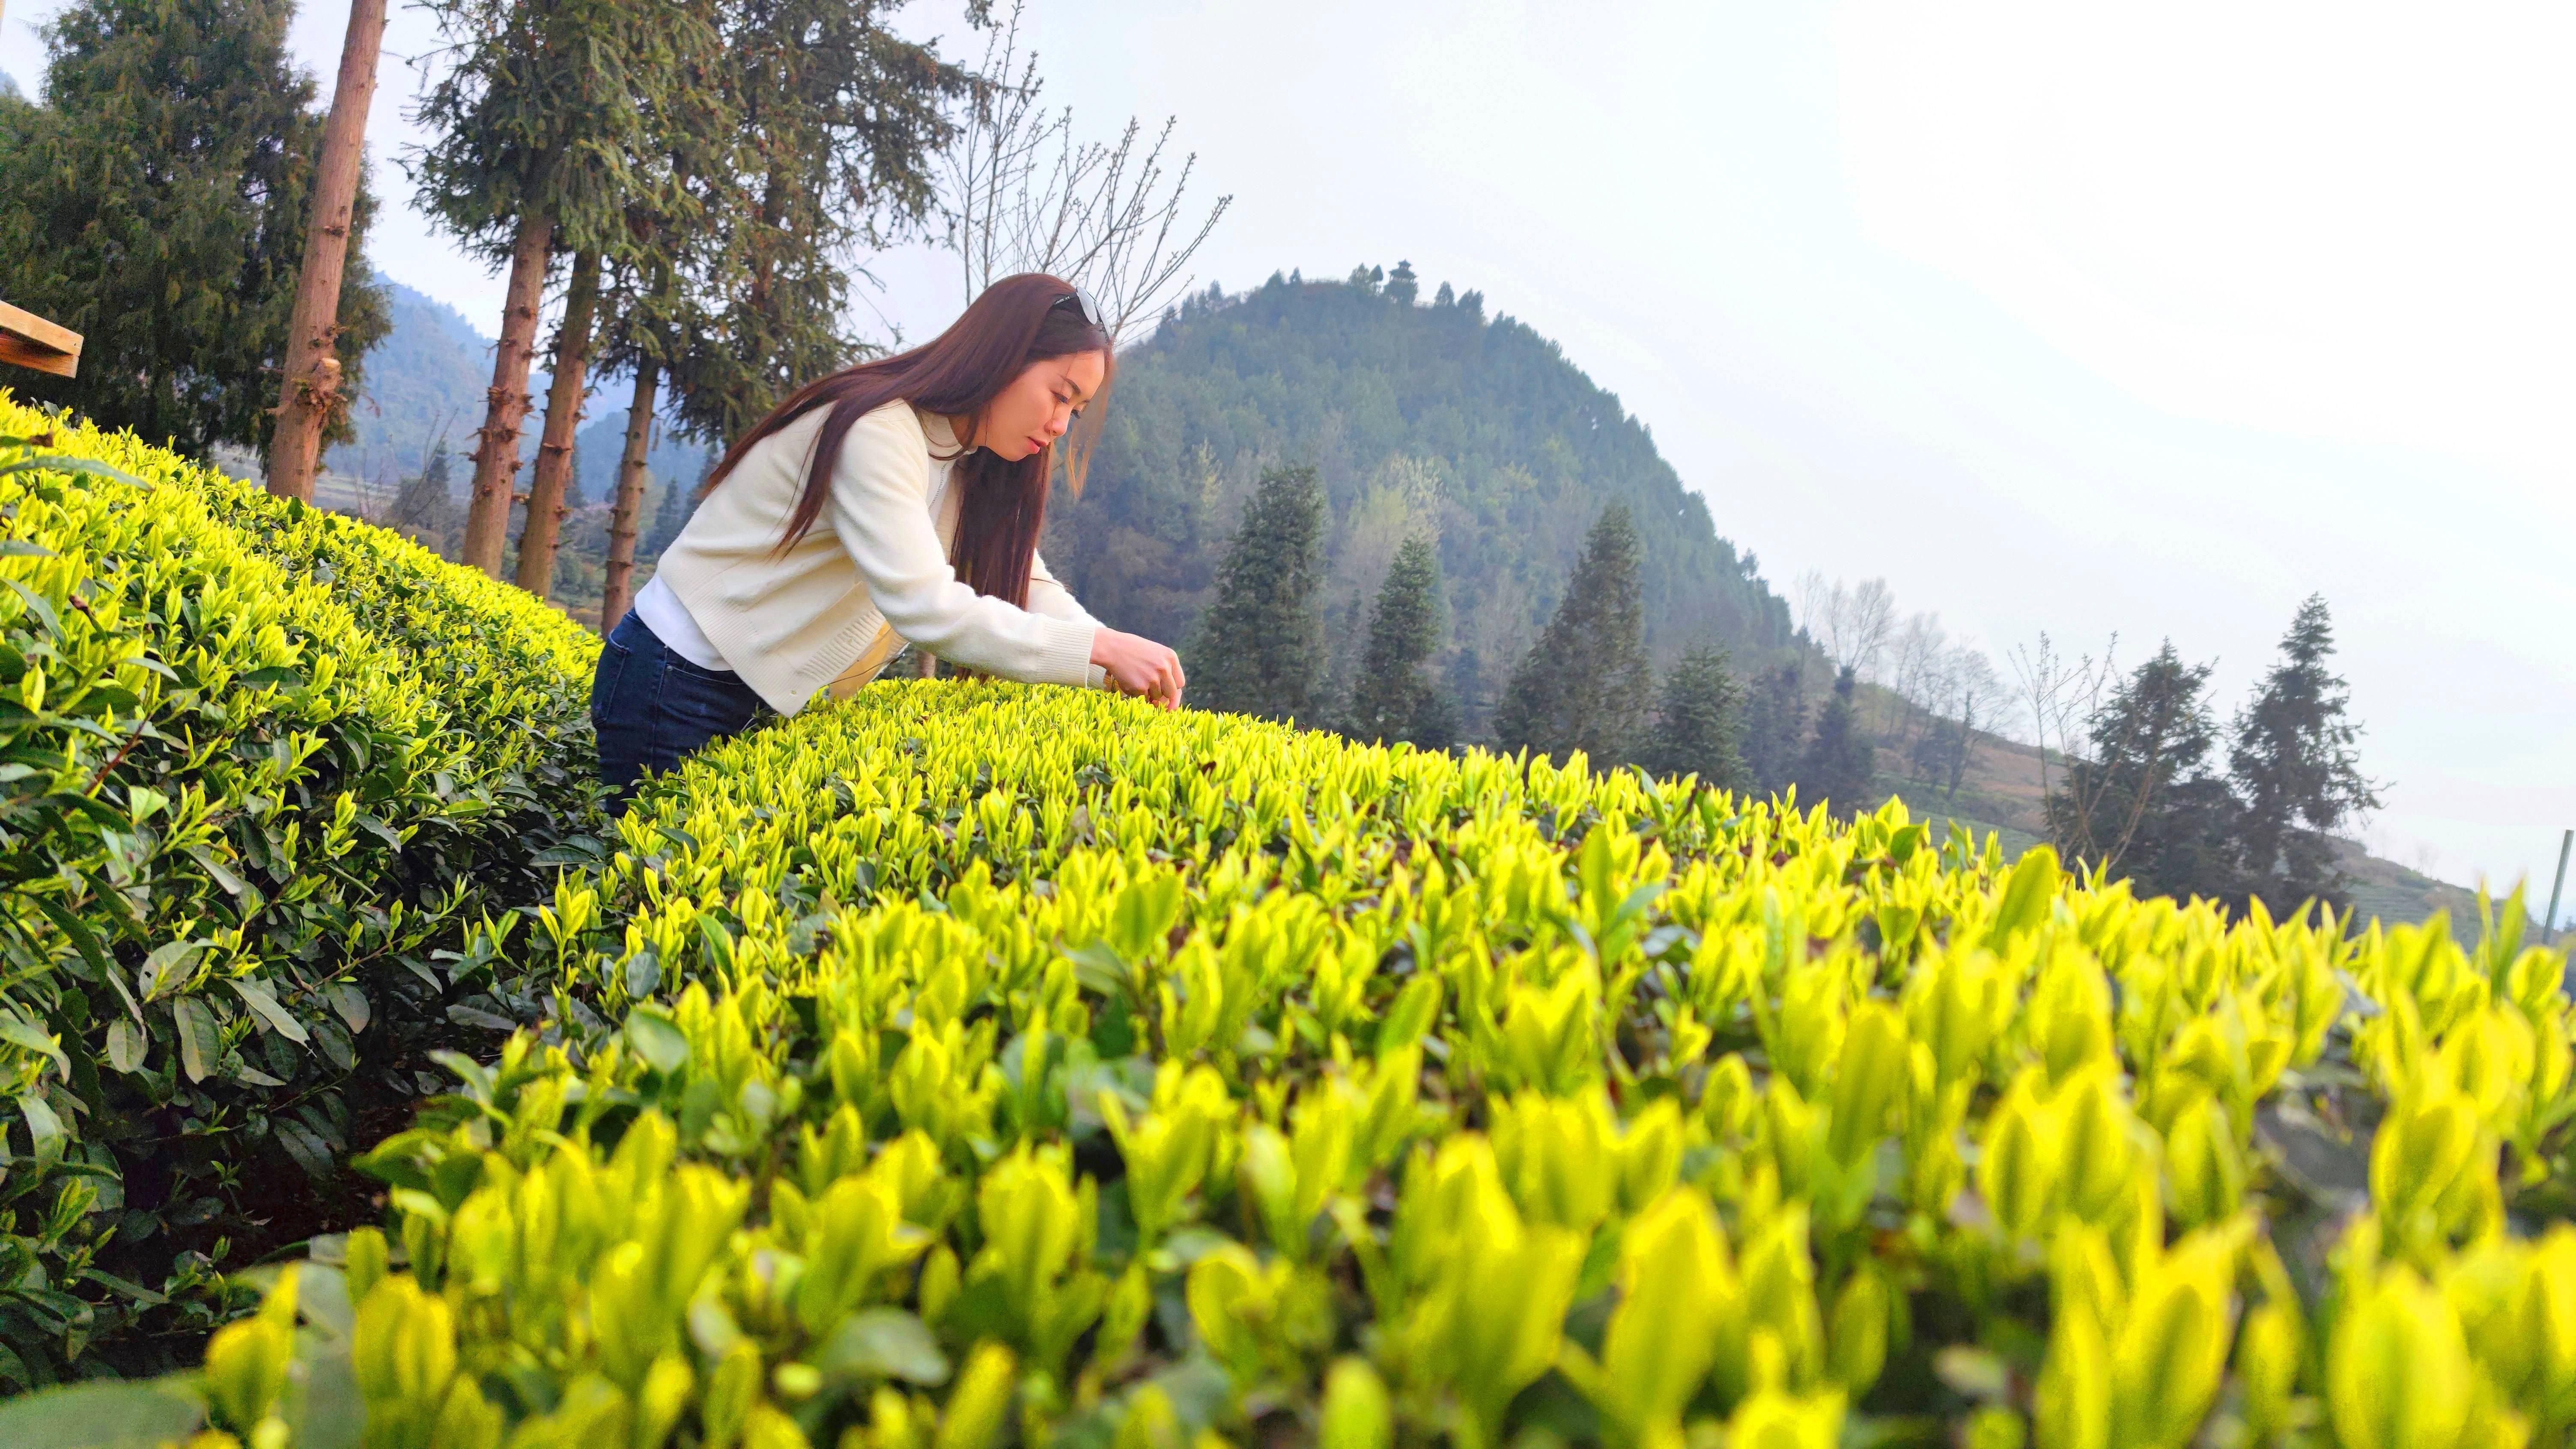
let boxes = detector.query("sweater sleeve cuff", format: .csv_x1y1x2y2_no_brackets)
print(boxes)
1033,616,1098,688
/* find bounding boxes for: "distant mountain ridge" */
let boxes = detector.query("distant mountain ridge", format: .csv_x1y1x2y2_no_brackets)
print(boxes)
335,275,706,500
327,280,489,484
1045,269,1795,737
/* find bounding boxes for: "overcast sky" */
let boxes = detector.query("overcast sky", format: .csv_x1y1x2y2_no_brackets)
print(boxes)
6,0,2570,903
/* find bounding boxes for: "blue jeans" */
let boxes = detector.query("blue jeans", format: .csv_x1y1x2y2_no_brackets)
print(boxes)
591,611,769,810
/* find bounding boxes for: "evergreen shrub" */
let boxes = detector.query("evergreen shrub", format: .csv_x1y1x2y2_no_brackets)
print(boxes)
0,399,601,1385
60,681,2576,1449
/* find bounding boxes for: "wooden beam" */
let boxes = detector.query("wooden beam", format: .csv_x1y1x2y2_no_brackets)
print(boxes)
0,299,82,379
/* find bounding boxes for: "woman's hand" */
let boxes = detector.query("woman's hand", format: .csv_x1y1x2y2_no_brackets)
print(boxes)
1091,628,1186,709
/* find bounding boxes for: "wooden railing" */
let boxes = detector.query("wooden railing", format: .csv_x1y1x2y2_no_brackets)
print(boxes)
0,299,82,378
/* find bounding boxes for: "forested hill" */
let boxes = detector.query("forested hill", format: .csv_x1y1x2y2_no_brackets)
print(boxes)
325,280,492,483
1043,267,1794,733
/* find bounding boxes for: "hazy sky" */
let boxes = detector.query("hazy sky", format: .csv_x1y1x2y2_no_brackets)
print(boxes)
6,0,2570,902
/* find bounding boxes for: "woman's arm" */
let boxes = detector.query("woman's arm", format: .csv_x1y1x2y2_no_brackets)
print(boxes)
824,409,1097,686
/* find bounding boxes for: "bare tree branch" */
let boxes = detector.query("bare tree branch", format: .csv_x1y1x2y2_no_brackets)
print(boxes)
2011,632,2122,861
933,2,1231,493
1794,571,1898,682
937,3,1231,343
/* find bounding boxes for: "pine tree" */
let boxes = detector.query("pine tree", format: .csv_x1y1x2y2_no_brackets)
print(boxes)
1794,665,1876,815
413,0,704,575
1411,678,1459,755
1639,646,1750,792
1443,647,1490,743
0,0,391,454
1910,715,1973,805
1496,502,1652,766
1740,660,1807,797
1343,536,1453,749
641,472,692,561
2228,595,2381,917
2045,642,2242,902
593,28,732,629
391,437,460,543
594,0,960,625
1190,465,1329,721
653,0,965,447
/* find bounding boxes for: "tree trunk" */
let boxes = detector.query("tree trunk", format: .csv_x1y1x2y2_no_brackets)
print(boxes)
263,0,388,503
514,248,602,597
460,210,555,576
599,355,659,633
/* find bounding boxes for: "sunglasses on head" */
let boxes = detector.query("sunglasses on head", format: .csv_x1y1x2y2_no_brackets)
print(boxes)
1051,286,1106,333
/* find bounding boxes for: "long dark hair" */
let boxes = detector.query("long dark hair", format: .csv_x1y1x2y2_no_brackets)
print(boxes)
704,273,1112,608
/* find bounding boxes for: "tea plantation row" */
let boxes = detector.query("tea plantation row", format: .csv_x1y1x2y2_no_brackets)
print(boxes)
3,406,2572,1449
0,400,602,1383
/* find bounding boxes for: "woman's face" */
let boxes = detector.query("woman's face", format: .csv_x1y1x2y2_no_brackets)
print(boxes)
978,350,1108,462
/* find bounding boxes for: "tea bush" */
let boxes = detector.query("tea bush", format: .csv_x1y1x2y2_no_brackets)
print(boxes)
0,401,602,1386
50,682,2573,1449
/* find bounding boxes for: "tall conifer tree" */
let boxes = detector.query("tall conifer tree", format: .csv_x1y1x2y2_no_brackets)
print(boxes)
1344,536,1453,749
661,0,964,444
1794,665,1876,815
0,0,389,454
642,473,693,561
596,0,962,625
1741,660,1808,797
2045,642,2243,901
1496,502,1651,765
1911,713,1974,806
2229,595,2380,915
593,3,728,627
1640,646,1750,792
391,437,460,544
1191,465,1328,721
413,0,695,576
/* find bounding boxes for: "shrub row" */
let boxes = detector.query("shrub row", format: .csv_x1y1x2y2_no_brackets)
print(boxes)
0,401,602,1387
44,682,2572,1449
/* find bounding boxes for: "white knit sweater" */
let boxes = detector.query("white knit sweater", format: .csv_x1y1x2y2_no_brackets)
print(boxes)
647,401,1104,715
